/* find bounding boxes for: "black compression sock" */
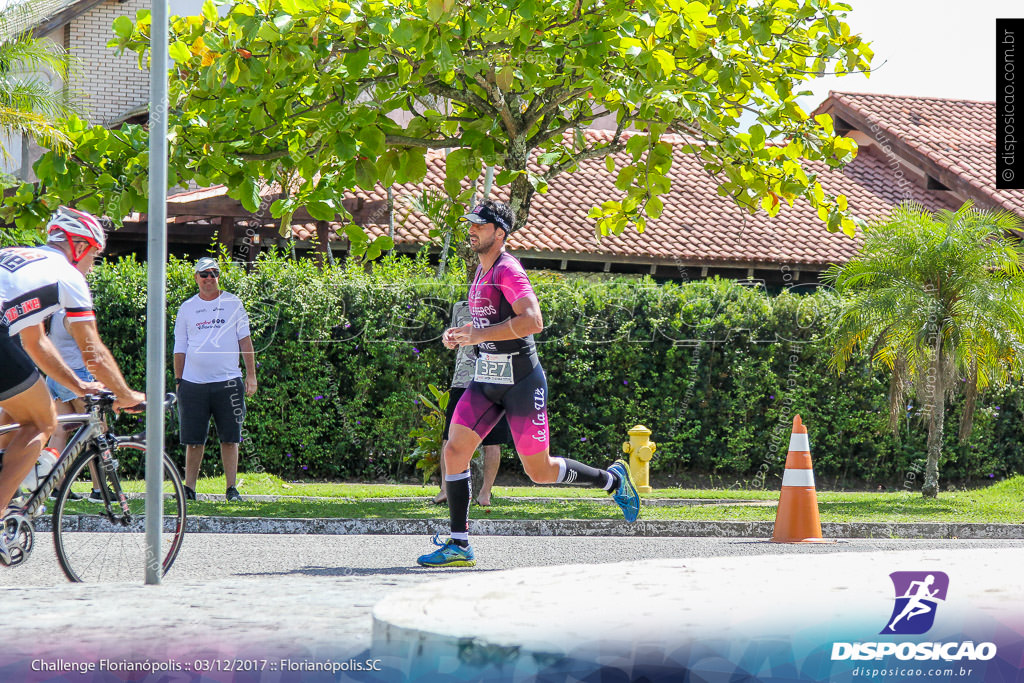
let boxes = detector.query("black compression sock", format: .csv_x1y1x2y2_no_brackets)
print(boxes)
446,470,471,546
554,457,615,490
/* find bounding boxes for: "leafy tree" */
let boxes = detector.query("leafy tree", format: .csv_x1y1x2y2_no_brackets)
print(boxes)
0,0,81,245
1,0,870,245
825,202,1024,497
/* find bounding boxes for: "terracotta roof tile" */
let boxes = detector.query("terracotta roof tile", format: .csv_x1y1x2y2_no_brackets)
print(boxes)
305,128,957,269
822,92,1024,215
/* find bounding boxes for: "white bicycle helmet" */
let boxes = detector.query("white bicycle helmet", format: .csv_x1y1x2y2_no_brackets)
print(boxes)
46,206,106,263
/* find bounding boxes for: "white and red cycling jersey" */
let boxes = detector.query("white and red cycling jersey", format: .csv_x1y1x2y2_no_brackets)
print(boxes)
0,245,95,336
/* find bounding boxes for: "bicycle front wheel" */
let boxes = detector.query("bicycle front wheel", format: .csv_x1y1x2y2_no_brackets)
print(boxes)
52,444,187,583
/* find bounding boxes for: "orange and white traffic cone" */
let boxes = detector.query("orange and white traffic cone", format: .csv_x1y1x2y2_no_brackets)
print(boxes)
771,415,830,543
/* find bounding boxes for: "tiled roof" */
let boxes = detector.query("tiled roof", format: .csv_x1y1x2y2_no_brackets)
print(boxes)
0,0,82,40
818,92,1024,216
157,103,967,269
332,129,956,269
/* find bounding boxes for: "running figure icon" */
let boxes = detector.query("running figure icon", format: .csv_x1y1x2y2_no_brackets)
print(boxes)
888,575,940,631
882,571,950,635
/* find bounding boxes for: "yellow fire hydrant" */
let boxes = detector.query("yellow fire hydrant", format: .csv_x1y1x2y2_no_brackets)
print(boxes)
623,425,656,494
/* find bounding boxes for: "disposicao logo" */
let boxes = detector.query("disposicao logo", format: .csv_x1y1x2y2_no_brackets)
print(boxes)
831,571,997,663
882,571,949,635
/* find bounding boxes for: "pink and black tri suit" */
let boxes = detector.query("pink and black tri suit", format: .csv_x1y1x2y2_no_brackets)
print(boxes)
450,251,549,456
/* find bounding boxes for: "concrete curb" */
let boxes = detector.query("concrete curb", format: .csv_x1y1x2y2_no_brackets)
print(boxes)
34,516,1024,539
179,494,774,507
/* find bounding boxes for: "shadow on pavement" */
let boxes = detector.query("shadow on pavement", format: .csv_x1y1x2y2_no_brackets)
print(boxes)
237,565,504,577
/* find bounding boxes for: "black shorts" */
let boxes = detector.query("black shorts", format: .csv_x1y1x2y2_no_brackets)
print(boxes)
443,386,511,445
177,378,246,444
0,332,40,401
451,353,549,456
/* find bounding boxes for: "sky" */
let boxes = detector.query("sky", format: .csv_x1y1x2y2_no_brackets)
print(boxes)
798,0,1021,111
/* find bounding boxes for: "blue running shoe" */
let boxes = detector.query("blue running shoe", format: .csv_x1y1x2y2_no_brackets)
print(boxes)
608,459,641,522
416,534,476,567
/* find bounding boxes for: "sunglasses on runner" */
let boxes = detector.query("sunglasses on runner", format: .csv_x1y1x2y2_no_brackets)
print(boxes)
197,271,219,279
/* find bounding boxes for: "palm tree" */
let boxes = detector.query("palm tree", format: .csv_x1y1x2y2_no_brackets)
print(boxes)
405,189,471,279
0,0,79,164
825,202,1024,497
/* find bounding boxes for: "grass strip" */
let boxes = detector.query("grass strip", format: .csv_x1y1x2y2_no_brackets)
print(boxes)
113,473,1023,524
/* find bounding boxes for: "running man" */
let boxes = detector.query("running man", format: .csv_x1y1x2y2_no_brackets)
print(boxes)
0,207,144,564
888,574,940,631
416,199,639,568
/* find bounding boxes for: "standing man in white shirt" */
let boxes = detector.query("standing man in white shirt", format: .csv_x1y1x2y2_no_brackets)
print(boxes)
173,258,257,502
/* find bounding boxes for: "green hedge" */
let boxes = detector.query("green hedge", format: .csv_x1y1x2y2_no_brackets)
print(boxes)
90,252,1024,489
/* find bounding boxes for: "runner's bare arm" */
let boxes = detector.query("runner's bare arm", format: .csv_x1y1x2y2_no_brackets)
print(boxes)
451,295,543,346
68,319,144,406
19,323,101,396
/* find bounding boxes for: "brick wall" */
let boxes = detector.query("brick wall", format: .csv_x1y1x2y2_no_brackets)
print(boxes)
68,0,150,124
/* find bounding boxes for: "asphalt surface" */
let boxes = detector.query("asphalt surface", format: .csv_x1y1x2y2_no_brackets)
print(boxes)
3,534,1023,655
3,533,1024,681
7,532,1024,587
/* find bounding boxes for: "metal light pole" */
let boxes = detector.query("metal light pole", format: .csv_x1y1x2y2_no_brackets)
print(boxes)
144,0,169,585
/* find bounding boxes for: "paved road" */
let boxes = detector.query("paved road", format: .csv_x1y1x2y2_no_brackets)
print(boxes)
2,534,1022,682
6,533,1024,587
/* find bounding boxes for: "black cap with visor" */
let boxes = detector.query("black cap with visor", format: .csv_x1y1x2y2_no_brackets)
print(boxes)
462,204,511,235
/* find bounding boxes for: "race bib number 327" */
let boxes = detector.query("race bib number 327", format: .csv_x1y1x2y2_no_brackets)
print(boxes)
474,354,514,385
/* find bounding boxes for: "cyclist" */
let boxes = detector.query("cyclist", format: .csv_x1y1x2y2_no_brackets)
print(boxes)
416,199,640,568
0,207,144,563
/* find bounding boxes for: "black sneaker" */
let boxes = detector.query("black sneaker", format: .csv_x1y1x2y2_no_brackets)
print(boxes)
225,486,242,502
183,485,197,501
87,487,117,503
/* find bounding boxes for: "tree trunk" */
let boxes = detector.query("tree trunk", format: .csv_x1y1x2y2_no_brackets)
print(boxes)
505,136,535,232
922,349,944,498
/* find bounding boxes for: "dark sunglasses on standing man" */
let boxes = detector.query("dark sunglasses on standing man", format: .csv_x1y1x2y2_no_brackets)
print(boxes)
197,271,219,279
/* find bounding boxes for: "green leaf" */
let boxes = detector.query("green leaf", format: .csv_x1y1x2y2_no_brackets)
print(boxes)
306,201,335,221
814,113,834,136
605,156,616,173
366,234,395,260
201,0,218,22
651,49,675,76
113,16,134,39
345,50,369,75
427,0,444,21
682,1,709,24
404,151,428,183
167,41,190,63
646,195,664,219
355,157,378,190
239,176,260,212
615,166,636,191
358,126,386,156
345,223,368,244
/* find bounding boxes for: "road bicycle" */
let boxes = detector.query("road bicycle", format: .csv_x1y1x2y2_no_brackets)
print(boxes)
0,391,186,582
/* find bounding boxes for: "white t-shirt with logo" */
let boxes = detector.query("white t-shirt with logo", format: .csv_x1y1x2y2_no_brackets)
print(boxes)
173,292,251,383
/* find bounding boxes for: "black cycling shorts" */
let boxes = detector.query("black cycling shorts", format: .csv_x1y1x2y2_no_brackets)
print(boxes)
443,386,511,445
177,378,246,444
450,354,549,456
0,332,41,401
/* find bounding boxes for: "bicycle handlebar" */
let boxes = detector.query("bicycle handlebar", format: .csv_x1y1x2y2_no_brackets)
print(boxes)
83,391,177,413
